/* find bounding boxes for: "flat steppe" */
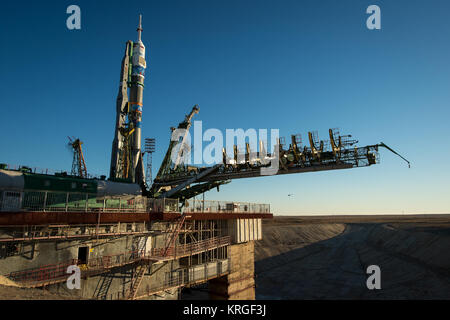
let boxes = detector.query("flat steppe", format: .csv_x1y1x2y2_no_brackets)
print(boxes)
255,214,450,299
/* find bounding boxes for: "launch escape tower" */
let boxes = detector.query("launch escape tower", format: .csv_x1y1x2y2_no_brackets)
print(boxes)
0,16,409,300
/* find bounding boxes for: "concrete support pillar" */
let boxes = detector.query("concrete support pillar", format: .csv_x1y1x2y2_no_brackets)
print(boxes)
208,241,255,300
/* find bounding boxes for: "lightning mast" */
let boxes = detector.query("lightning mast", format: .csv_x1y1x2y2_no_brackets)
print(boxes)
68,137,88,178
144,138,155,186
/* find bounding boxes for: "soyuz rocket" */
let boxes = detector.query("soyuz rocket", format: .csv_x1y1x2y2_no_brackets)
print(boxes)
110,16,147,185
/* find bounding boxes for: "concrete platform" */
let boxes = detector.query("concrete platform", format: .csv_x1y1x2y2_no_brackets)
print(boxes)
0,211,273,226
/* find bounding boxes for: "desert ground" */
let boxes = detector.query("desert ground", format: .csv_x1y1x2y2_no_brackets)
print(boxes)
2,215,449,299
254,215,450,299
0,275,80,300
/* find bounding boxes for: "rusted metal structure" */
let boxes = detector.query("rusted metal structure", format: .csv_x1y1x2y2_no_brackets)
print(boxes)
68,137,87,178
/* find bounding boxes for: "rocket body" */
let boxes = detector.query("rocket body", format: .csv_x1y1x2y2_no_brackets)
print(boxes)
129,29,147,183
109,16,147,185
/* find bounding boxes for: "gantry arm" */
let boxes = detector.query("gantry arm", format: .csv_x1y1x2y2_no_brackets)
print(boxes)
378,142,410,168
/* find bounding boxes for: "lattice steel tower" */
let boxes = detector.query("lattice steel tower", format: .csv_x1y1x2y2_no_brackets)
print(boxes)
68,136,87,178
144,138,155,185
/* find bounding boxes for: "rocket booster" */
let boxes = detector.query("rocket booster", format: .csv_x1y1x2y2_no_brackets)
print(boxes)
109,41,131,180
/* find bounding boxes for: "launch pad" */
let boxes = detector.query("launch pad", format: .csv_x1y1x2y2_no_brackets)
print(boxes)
0,16,408,300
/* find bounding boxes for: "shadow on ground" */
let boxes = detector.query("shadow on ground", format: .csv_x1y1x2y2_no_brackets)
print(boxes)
255,222,450,299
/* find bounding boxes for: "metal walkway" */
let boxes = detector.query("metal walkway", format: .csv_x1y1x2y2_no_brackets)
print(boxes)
5,236,231,288
127,258,231,300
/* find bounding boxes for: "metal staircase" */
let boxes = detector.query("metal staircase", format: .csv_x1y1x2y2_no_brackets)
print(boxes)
163,213,189,256
127,216,188,299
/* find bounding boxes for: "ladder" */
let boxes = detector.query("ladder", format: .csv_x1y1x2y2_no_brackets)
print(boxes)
128,264,147,300
162,213,189,257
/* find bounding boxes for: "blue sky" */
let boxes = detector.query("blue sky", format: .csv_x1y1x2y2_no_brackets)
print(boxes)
0,0,449,214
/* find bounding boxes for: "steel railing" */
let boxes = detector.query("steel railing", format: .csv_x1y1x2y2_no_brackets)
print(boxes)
147,198,179,213
0,190,147,213
127,258,231,300
1,189,270,214
6,236,231,286
183,199,270,214
7,250,141,285
149,236,231,258
8,259,79,284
